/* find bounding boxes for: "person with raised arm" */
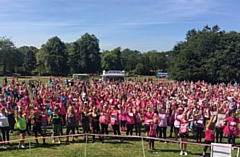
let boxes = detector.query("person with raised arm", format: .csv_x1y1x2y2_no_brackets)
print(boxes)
215,103,227,143
201,115,217,157
65,106,77,143
178,108,194,156
126,106,135,136
29,109,46,145
100,105,109,143
110,105,122,142
222,112,240,147
0,107,10,149
146,113,159,152
15,109,27,149
50,106,63,144
144,107,153,138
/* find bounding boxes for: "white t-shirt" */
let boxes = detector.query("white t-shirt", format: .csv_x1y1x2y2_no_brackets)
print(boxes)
0,113,9,127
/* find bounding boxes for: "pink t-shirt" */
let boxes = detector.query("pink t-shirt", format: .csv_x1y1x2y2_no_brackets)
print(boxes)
158,113,167,127
144,112,153,125
149,123,158,136
126,112,135,124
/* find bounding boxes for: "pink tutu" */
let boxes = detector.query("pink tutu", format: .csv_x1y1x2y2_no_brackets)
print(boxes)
223,126,240,136
119,113,126,121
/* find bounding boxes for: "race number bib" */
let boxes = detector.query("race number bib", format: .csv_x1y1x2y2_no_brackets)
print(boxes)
230,121,237,131
197,120,203,124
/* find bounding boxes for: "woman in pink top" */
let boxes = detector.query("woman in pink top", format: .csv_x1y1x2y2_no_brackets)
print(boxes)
119,104,127,131
158,107,167,142
147,116,159,152
23,106,31,135
100,105,109,143
110,106,122,142
126,106,135,136
41,108,48,136
201,115,216,157
194,107,204,143
134,107,142,136
222,112,240,146
178,110,194,156
144,107,153,137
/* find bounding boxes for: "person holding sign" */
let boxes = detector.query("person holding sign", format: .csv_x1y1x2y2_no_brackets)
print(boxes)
222,112,240,147
201,115,216,157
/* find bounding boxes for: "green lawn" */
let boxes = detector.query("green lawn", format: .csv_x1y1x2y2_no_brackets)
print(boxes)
0,126,239,157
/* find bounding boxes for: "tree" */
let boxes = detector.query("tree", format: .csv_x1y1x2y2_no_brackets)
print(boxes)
0,37,23,74
121,49,141,71
38,36,68,76
101,47,123,70
68,33,101,74
147,50,168,72
22,50,37,75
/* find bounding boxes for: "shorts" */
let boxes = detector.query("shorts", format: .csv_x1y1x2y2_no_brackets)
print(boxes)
144,124,150,132
174,127,180,133
179,133,188,138
18,129,27,134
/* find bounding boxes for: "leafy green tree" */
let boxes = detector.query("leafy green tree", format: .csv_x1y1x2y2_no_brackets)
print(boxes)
101,47,123,70
22,50,37,75
0,37,23,74
38,36,68,76
121,49,141,71
68,33,101,74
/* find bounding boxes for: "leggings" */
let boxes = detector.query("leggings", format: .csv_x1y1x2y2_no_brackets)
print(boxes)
52,124,61,140
33,125,45,143
196,127,203,142
126,124,134,136
14,94,19,102
121,121,126,128
203,140,213,152
82,122,90,133
169,124,174,137
112,124,121,135
27,120,32,134
158,126,167,139
8,118,15,132
66,127,75,135
101,123,109,135
135,123,141,136
228,135,236,145
204,118,210,127
0,127,10,142
148,135,155,149
92,122,101,141
62,114,66,126
215,127,224,143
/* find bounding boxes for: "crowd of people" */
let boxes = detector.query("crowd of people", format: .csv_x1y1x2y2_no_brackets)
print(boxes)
0,77,239,157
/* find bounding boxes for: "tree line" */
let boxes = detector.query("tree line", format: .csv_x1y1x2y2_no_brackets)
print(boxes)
0,25,240,83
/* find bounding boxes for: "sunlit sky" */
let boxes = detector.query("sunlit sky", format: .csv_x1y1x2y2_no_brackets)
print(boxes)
1,0,240,52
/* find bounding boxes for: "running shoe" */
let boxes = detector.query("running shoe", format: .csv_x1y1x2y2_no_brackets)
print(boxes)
180,151,183,155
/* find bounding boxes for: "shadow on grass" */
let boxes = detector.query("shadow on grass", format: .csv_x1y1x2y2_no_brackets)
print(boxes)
159,149,205,156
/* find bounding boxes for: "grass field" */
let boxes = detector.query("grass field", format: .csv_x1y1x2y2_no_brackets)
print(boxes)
0,76,239,157
0,126,240,157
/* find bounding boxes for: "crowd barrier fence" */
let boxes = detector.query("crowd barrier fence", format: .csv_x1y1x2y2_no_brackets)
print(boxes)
0,133,239,157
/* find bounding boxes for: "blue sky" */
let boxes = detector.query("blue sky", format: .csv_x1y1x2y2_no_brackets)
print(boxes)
1,0,240,52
